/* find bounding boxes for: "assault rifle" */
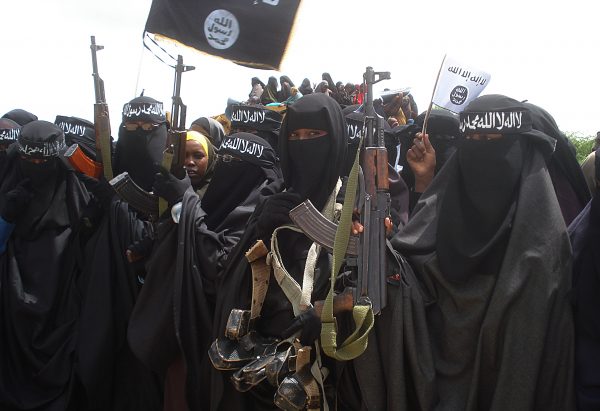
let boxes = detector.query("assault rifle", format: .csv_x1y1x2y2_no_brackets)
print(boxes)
109,55,194,218
91,35,114,180
158,55,195,214
63,35,114,179
290,66,391,315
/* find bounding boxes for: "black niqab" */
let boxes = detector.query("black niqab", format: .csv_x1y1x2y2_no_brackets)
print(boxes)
279,75,295,88
279,93,347,210
17,120,66,159
0,120,92,410
525,102,590,224
278,76,295,101
299,78,313,95
12,121,68,235
202,133,277,229
261,76,279,104
114,96,167,191
437,95,538,282
437,135,523,282
251,77,265,88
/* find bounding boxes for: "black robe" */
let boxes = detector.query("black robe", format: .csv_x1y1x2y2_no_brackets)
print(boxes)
207,179,345,411
390,145,575,410
525,102,591,225
0,167,94,411
569,193,600,410
76,199,162,411
128,176,276,411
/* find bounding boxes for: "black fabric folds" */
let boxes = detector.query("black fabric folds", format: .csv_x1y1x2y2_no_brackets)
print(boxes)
298,78,313,95
55,115,99,160
207,93,350,410
230,104,282,133
0,141,94,410
114,96,168,192
127,143,279,410
279,93,347,210
17,120,66,159
261,76,279,104
569,193,600,410
202,133,277,230
437,135,523,282
390,94,575,410
191,116,226,148
525,102,591,225
114,124,167,192
2,108,38,126
77,199,162,411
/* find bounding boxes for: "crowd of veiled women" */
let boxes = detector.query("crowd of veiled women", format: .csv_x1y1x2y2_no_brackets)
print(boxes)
0,71,599,411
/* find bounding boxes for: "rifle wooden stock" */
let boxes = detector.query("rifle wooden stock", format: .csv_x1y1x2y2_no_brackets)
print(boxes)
166,129,187,179
94,102,113,180
289,200,359,257
110,172,159,218
90,36,113,180
159,55,194,215
357,147,390,315
314,287,355,316
353,67,392,315
63,144,103,179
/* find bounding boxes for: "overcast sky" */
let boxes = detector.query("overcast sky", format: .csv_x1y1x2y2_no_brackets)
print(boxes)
2,0,599,137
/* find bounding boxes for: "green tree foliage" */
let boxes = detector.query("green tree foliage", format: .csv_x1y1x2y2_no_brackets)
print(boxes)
565,132,595,163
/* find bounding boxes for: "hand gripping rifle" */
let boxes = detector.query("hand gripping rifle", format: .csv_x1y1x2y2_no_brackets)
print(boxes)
357,66,391,315
158,55,195,215
290,67,391,360
109,55,194,218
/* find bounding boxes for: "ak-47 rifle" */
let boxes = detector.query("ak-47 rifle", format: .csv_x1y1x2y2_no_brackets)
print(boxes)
158,55,195,214
63,36,113,179
289,66,391,361
109,55,194,218
90,35,113,180
290,66,391,314
356,67,391,315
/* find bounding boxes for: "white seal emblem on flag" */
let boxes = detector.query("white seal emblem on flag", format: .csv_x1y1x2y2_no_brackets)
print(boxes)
204,9,239,50
450,86,468,105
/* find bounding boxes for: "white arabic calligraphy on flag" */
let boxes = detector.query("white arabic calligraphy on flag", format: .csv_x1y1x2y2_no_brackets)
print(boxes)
432,56,491,113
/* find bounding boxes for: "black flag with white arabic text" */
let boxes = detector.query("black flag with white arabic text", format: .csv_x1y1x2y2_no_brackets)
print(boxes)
144,0,301,70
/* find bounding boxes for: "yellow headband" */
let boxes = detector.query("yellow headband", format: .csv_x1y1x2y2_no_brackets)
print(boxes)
186,130,209,156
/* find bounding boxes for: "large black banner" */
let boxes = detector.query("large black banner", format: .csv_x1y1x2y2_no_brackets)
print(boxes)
144,0,301,70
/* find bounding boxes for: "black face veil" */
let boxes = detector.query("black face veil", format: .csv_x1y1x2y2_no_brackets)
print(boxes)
437,95,533,282
201,132,278,230
17,120,65,186
114,96,167,191
279,93,347,210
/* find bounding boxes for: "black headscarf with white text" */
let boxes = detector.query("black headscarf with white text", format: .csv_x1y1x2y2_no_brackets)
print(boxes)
201,132,278,229
438,95,554,282
279,93,347,210
114,96,167,191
